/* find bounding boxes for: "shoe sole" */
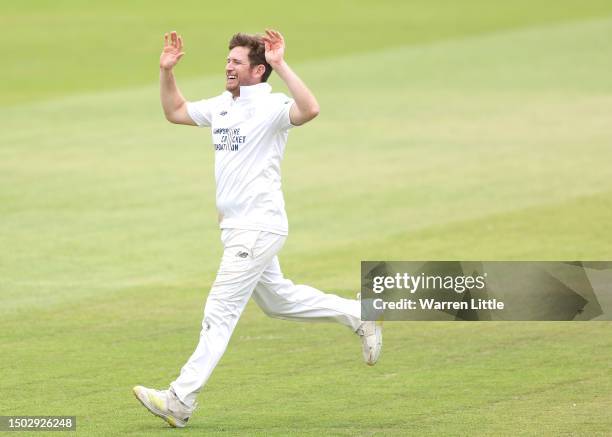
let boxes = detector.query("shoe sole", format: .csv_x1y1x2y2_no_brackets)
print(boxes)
132,386,185,428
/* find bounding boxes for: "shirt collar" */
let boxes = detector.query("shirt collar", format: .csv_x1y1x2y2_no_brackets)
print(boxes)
236,82,272,100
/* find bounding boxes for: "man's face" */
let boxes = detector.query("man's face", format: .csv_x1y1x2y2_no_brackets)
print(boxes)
225,46,263,96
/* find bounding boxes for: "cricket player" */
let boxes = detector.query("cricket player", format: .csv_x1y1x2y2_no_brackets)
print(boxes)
133,29,382,428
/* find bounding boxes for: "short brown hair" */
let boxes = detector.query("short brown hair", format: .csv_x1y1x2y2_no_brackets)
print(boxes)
228,33,272,82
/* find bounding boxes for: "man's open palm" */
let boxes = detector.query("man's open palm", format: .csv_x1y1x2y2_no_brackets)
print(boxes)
263,29,285,67
160,31,185,70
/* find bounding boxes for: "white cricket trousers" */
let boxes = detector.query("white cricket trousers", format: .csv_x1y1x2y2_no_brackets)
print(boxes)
170,229,362,407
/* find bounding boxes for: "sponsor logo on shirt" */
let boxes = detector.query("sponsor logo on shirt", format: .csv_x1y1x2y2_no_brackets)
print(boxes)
213,127,246,151
219,111,228,116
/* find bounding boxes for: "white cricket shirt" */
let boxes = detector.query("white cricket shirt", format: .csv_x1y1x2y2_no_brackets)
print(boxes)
187,82,295,235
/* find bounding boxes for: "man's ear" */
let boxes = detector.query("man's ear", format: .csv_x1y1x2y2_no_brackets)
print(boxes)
254,64,266,79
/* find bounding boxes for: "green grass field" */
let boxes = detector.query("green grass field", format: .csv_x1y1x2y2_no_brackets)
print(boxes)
2,1,612,435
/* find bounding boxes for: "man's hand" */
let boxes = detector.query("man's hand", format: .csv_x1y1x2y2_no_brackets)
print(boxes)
160,31,185,71
262,29,285,68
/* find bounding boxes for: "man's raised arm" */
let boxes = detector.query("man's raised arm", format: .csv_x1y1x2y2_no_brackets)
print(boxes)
160,31,196,126
262,30,320,126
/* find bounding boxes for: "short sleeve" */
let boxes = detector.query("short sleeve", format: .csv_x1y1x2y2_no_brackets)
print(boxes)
269,95,295,132
187,99,213,127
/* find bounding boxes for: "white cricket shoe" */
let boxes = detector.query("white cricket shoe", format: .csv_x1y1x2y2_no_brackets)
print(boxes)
357,321,382,366
133,385,195,428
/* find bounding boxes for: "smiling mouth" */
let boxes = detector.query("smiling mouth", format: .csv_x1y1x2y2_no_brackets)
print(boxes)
227,75,237,80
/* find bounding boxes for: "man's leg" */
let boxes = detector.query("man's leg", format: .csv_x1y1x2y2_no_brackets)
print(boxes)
251,256,382,365
169,230,285,407
251,256,362,331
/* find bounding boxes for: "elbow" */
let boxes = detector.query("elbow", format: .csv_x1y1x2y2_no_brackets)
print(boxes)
163,101,188,124
304,104,320,123
310,104,320,119
290,103,320,126
164,111,180,124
